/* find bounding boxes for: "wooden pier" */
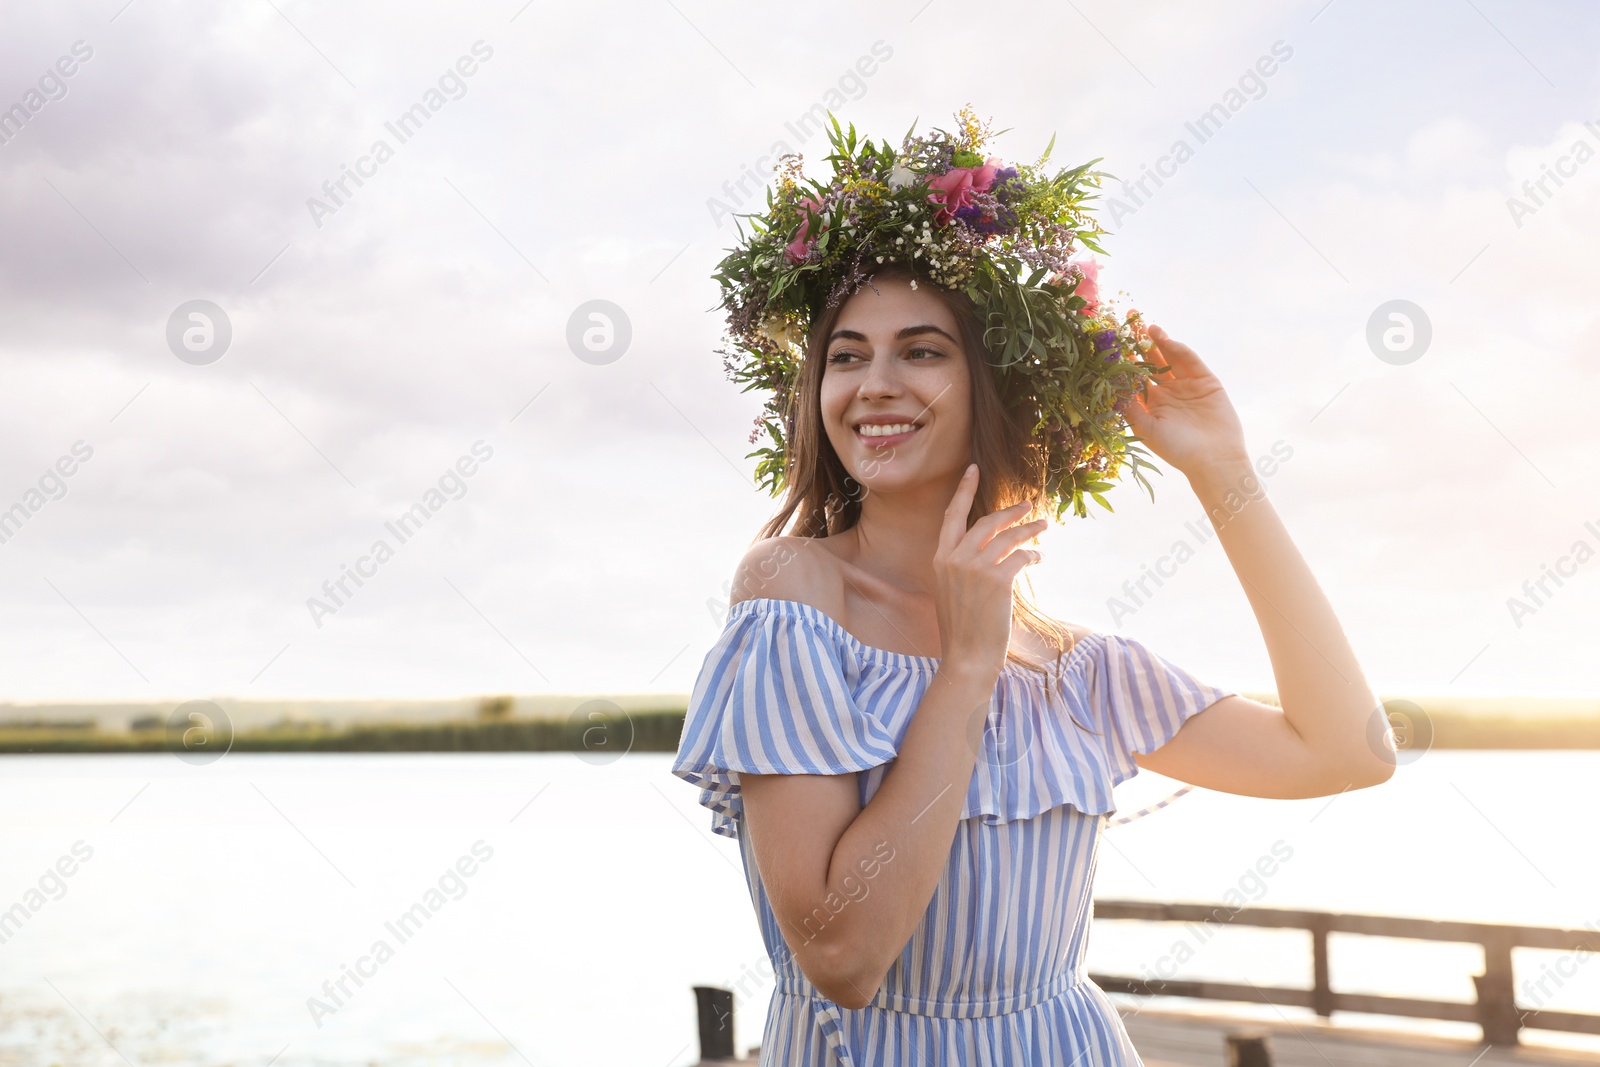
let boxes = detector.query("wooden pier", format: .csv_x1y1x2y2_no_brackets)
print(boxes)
682,902,1600,1065
1121,1006,1600,1067
1090,900,1600,1049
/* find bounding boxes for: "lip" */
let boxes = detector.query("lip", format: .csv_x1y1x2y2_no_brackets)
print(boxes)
854,423,922,449
853,414,923,426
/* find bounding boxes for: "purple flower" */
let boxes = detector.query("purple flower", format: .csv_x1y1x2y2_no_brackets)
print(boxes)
1093,329,1116,351
953,204,1004,235
953,195,1019,236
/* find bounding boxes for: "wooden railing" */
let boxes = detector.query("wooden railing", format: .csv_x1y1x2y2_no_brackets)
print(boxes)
1090,901,1600,1046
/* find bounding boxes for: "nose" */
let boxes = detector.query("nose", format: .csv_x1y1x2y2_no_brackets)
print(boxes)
857,347,902,399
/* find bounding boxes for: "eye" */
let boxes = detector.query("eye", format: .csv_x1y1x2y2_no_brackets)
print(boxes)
828,345,944,365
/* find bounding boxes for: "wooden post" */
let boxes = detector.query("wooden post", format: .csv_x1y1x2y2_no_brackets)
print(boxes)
692,985,736,1061
1473,930,1522,1046
1309,914,1334,1019
1226,1031,1273,1067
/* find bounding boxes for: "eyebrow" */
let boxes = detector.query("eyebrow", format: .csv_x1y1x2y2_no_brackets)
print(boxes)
828,324,958,346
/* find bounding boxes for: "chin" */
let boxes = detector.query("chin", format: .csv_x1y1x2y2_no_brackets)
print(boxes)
847,465,937,493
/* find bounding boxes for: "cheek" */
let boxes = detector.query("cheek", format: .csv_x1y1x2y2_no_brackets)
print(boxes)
925,368,971,427
818,377,851,424
818,372,844,406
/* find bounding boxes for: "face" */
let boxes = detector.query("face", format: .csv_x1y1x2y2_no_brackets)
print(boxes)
819,274,972,496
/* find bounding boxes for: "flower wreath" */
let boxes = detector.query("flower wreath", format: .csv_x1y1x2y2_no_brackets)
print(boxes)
711,105,1168,521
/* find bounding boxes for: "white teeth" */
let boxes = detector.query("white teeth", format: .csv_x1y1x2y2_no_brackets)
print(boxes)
857,423,919,437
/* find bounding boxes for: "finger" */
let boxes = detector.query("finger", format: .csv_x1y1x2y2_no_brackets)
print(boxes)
966,498,1037,556
1146,325,1213,380
939,464,981,557
982,517,1048,565
1139,331,1179,381
998,546,1042,583
1120,390,1149,432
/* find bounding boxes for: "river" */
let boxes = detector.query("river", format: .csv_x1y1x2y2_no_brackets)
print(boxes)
1,750,1596,1065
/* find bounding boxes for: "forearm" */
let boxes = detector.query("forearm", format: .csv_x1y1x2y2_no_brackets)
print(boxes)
1186,456,1390,783
809,662,995,1005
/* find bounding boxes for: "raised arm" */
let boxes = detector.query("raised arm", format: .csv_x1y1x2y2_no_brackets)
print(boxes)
1118,325,1395,798
736,467,1043,1010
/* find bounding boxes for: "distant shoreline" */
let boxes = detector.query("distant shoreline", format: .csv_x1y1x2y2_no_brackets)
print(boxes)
2,699,1598,753
0,710,685,754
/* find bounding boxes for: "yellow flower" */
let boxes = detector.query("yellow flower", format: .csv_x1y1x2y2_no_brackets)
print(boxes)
954,103,988,152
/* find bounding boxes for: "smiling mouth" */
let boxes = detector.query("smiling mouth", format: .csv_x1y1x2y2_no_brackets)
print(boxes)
854,422,923,446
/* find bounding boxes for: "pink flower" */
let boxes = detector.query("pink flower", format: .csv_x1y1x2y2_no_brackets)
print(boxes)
784,196,824,264
1068,257,1100,311
925,155,1002,225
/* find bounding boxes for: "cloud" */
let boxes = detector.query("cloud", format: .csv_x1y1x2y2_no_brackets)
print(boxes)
1,0,1597,700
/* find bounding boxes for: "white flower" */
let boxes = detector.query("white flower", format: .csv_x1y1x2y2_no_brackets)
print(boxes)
757,316,804,350
888,163,917,190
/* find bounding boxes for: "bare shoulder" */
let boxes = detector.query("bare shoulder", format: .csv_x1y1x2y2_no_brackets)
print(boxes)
1020,614,1096,666
729,535,845,613
1059,618,1096,645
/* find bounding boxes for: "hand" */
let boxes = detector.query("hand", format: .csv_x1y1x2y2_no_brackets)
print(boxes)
1124,324,1250,477
931,465,1046,681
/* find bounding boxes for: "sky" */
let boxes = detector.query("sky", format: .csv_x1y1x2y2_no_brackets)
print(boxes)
1,0,1598,704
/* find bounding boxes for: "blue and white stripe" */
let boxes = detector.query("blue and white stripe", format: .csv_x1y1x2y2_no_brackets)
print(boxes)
671,596,1235,1066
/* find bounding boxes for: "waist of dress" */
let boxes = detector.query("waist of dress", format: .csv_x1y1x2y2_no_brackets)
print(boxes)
775,968,1086,1019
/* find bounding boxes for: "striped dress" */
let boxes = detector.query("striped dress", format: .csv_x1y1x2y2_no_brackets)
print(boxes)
671,596,1236,1067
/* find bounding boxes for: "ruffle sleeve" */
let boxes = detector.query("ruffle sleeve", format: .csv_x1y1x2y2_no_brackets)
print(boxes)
670,599,899,839
1082,633,1236,788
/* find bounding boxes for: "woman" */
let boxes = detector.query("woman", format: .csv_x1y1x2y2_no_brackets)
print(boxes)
673,113,1394,1066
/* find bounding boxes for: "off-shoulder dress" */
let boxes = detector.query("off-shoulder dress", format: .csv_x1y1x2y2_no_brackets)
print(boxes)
671,596,1235,1067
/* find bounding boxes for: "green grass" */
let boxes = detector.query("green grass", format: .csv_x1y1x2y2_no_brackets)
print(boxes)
0,711,684,754
1,698,1598,753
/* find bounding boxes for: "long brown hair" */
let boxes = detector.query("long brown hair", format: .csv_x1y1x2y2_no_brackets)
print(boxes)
752,262,1080,675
